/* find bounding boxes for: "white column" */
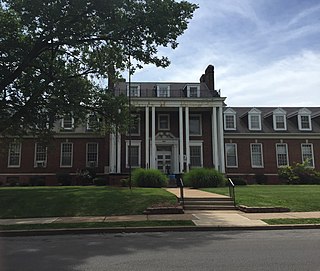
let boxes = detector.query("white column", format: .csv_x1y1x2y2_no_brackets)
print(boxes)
179,106,184,173
212,107,219,169
109,134,116,173
151,106,156,169
218,106,225,173
117,133,121,173
185,106,190,172
145,106,150,169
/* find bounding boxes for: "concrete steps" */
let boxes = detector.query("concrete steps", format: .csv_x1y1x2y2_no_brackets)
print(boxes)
181,197,236,211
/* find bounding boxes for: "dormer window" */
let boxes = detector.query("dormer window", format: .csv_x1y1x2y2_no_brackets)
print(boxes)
273,108,287,131
87,113,99,131
187,85,200,98
248,108,261,131
61,114,74,130
157,85,170,97
127,84,140,97
298,108,312,131
224,108,236,130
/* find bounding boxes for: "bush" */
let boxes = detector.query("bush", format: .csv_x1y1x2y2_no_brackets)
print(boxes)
120,178,129,187
230,177,247,186
93,177,108,186
183,168,226,188
56,172,72,186
254,174,268,185
29,176,46,186
278,161,320,184
132,168,168,188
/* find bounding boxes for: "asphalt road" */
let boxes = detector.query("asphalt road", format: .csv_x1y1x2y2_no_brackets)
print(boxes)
1,230,319,271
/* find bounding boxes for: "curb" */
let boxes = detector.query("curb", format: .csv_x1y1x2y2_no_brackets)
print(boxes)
1,224,320,237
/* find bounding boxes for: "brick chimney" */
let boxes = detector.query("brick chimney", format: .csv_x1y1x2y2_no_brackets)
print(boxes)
200,65,215,90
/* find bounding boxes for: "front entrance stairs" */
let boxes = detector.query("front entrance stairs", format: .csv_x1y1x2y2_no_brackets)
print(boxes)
165,188,237,211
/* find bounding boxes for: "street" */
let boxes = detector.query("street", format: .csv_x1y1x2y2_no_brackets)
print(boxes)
1,230,319,271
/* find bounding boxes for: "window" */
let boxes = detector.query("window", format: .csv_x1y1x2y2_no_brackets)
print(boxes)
248,109,261,130
225,115,236,130
301,143,314,167
34,143,47,167
126,141,141,168
87,113,98,130
127,85,140,97
60,142,73,167
298,108,312,131
158,114,170,130
276,143,288,167
8,143,21,167
189,114,202,136
61,114,74,130
190,143,203,167
187,86,200,97
250,143,263,168
225,143,238,168
272,108,287,131
128,115,140,135
157,85,170,97
86,143,98,167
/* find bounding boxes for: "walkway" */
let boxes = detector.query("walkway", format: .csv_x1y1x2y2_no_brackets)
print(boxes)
165,187,230,198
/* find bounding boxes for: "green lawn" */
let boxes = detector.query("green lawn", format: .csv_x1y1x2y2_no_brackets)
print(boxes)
0,186,177,218
263,218,320,225
202,185,320,212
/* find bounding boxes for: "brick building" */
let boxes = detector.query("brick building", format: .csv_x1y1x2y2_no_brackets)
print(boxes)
1,65,319,185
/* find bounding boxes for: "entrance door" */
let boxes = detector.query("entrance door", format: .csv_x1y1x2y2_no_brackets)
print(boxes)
157,147,172,174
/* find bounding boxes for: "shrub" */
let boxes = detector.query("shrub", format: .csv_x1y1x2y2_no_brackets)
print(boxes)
254,174,268,185
56,172,72,186
278,161,320,184
132,168,168,188
183,168,226,188
230,177,247,186
93,177,108,186
120,178,129,187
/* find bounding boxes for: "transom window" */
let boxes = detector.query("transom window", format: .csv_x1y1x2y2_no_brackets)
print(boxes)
86,143,98,167
190,144,203,168
34,143,47,167
276,143,288,167
158,114,170,130
225,143,238,168
189,114,202,136
301,143,314,167
250,143,263,168
60,142,73,167
8,142,21,167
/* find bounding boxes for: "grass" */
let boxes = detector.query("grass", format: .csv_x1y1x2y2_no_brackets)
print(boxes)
0,220,194,231
0,186,177,218
263,218,320,225
202,185,320,212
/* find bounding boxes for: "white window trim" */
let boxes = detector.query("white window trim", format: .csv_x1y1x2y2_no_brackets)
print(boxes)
60,142,73,168
273,114,287,131
248,113,262,131
250,143,264,168
34,143,48,168
224,114,236,130
158,114,170,131
301,143,314,168
126,84,141,97
187,85,200,98
189,114,202,136
276,143,289,168
225,143,238,168
86,113,99,131
8,142,22,168
298,114,312,131
61,114,75,130
156,85,170,97
125,140,141,168
86,142,99,168
189,141,203,168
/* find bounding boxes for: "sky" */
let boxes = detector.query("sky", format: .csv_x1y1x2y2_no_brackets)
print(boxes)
128,0,320,107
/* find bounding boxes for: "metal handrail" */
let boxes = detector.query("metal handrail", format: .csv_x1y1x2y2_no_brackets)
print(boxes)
228,178,236,207
177,178,184,208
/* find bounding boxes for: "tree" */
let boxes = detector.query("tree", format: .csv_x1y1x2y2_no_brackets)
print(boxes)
0,0,198,137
